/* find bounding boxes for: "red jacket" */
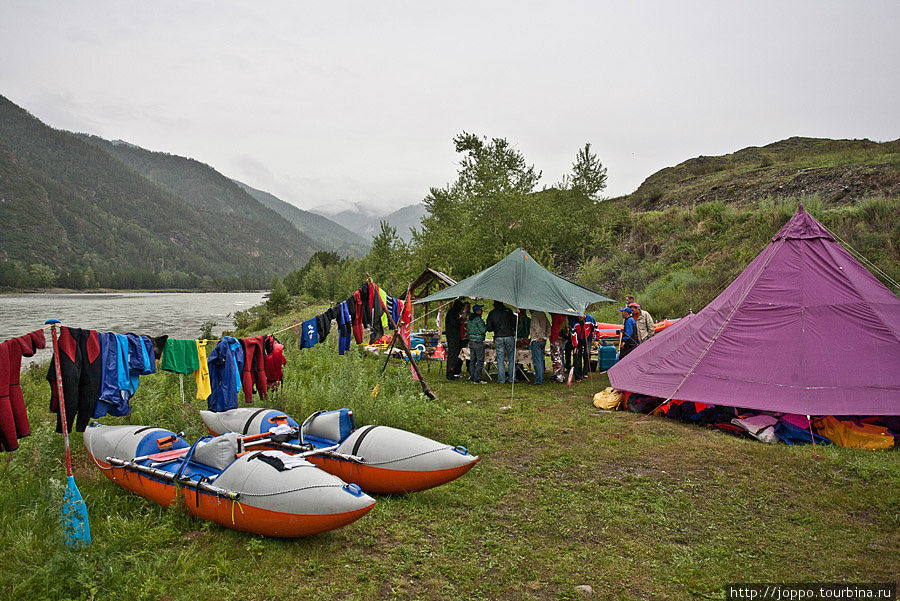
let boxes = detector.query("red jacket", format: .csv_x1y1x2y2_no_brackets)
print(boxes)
240,336,268,403
1,329,46,451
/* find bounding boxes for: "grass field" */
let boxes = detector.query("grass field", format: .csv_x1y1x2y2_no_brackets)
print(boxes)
1,314,897,600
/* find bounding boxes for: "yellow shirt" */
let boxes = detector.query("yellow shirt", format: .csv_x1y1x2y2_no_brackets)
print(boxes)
195,340,212,400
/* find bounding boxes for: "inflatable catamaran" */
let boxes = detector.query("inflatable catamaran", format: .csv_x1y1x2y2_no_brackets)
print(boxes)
84,423,376,537
200,408,479,494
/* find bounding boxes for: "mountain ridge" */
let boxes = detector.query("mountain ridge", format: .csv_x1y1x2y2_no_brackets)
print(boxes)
0,96,311,288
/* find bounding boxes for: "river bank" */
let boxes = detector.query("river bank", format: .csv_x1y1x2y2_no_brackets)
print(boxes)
1,287,268,295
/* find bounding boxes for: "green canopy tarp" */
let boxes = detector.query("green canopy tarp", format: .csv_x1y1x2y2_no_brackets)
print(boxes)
413,248,613,316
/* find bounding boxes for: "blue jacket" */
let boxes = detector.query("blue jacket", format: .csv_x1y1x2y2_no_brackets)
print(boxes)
96,332,152,417
623,316,638,343
207,336,242,412
338,301,352,355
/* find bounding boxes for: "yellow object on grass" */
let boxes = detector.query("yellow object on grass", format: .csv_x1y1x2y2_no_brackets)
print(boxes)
593,387,623,410
814,416,894,450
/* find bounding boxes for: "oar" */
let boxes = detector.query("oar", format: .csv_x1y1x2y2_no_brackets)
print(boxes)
46,319,91,549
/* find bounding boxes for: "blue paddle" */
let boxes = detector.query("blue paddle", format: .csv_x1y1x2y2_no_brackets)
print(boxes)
46,319,92,549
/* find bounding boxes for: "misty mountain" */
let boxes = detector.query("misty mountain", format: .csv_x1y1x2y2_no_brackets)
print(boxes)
314,202,426,242
232,181,369,257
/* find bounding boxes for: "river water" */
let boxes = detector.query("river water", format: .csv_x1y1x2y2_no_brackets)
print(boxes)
0,291,267,366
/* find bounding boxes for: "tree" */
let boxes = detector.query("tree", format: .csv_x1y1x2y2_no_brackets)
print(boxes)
567,143,607,201
413,132,541,276
367,221,405,291
267,276,290,314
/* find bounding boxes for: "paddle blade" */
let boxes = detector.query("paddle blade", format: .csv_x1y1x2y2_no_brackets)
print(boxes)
62,475,91,549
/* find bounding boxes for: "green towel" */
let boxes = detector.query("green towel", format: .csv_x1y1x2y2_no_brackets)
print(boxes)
161,338,200,375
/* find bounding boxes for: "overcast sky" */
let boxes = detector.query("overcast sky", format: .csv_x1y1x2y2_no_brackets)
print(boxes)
2,1,898,214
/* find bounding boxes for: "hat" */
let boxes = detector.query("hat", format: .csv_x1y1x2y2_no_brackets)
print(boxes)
619,307,633,314
473,304,484,312
627,302,640,310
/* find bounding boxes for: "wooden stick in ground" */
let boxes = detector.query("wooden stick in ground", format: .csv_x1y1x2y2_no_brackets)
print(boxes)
368,277,436,399
380,331,398,374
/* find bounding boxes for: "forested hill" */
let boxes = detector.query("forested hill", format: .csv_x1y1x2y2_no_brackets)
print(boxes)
232,180,370,257
0,96,314,289
79,135,321,262
626,137,900,210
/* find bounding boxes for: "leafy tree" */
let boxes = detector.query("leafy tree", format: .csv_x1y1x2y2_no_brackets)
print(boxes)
414,132,541,277
367,221,406,291
267,276,290,314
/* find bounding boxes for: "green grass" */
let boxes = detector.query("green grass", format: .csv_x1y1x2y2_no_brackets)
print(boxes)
1,313,897,600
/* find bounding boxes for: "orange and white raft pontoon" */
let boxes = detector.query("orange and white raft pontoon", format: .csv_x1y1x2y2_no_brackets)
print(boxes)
200,408,479,494
84,423,375,537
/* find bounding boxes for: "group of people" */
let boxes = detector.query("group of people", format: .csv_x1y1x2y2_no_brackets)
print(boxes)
442,296,655,385
617,294,655,360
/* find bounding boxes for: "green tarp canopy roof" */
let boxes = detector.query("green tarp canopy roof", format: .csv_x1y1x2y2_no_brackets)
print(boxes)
413,248,613,316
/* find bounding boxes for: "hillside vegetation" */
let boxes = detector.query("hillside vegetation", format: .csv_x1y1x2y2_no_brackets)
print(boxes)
627,136,900,210
271,134,898,328
0,97,357,290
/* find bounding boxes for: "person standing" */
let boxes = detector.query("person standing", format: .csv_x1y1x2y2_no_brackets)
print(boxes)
467,305,487,384
619,306,640,359
460,302,471,378
444,299,464,380
564,316,576,377
629,303,655,343
549,313,567,382
528,310,550,385
486,301,516,384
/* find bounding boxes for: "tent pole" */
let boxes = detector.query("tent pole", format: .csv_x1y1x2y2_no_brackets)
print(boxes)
511,310,518,409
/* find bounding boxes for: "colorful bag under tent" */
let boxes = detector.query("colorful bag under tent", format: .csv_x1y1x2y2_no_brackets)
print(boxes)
608,205,900,418
813,416,895,450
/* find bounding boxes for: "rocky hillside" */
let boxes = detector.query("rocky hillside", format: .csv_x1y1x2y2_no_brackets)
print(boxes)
626,137,900,210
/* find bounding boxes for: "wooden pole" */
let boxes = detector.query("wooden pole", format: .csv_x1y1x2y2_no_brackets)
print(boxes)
368,277,436,399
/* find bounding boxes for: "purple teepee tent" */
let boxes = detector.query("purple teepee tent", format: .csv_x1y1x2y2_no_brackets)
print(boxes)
608,205,900,416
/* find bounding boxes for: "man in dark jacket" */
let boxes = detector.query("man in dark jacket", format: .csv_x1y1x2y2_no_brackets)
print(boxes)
444,299,464,380
486,301,517,384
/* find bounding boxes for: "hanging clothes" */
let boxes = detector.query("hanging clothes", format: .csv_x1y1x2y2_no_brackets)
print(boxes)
47,327,102,433
207,336,242,412
316,309,333,343
378,287,390,331
370,284,385,343
239,336,267,403
149,335,168,360
195,340,212,401
391,296,401,327
337,301,352,355
96,332,144,418
228,337,244,394
263,335,286,390
351,289,364,344
0,330,45,452
300,318,319,349
160,338,201,374
359,284,372,328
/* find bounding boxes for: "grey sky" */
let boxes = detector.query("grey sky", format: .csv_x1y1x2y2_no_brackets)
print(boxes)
2,1,898,214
